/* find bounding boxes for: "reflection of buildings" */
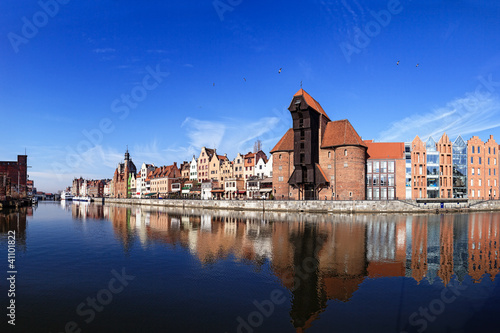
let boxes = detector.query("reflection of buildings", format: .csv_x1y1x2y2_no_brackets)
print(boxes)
102,205,500,332
0,208,28,247
468,213,500,281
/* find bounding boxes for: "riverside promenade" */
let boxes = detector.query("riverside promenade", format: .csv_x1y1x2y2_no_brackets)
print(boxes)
102,198,500,214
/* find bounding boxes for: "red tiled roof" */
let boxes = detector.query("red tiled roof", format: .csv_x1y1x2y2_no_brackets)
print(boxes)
364,141,405,159
293,89,330,120
321,119,367,148
271,128,294,153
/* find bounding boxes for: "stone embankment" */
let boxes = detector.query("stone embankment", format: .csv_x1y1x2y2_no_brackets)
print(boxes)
102,198,500,214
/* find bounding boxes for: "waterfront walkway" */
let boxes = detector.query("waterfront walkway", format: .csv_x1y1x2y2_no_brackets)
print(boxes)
102,198,500,214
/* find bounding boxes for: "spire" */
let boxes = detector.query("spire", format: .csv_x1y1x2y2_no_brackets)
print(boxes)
125,146,130,161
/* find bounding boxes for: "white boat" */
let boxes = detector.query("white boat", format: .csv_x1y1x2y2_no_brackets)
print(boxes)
61,192,73,200
73,196,91,202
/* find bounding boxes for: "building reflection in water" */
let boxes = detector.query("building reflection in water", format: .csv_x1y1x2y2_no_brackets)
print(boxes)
78,204,500,331
0,207,29,249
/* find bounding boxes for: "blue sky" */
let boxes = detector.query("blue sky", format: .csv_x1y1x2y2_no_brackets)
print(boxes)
1,0,500,192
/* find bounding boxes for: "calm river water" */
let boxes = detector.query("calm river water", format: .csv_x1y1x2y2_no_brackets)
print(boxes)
1,201,499,333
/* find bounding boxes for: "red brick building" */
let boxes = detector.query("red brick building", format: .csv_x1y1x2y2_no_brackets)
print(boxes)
272,89,367,200
0,155,28,199
111,149,137,198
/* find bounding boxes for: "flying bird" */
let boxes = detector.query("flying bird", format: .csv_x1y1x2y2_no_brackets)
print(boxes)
278,68,282,74
416,63,419,67
396,60,399,65
243,78,246,82
213,82,215,86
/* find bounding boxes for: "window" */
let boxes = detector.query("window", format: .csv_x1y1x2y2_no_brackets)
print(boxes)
328,164,332,169
471,189,475,197
374,161,379,173
488,158,490,165
344,149,347,156
471,179,474,186
479,179,482,186
472,146,475,154
380,174,387,186
367,162,372,173
489,147,491,154
419,166,423,175
472,168,475,175
478,190,481,197
278,176,283,182
478,146,481,154
344,162,348,167
279,154,282,160
388,161,395,173
478,168,481,175
279,165,282,171
367,188,372,200
349,191,352,197
471,157,473,164
388,174,394,186
388,188,394,199
328,151,331,158
381,161,387,173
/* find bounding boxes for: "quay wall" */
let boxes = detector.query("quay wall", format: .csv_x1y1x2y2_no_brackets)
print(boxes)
101,198,500,214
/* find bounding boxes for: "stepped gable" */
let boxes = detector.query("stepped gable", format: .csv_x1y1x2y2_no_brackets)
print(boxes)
271,128,294,153
321,119,367,148
291,88,330,121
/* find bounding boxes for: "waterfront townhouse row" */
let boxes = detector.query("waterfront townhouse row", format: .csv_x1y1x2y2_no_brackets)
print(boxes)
106,144,274,199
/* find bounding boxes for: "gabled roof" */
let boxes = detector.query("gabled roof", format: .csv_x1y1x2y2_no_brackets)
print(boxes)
321,119,367,148
364,141,405,159
293,89,330,120
271,128,294,153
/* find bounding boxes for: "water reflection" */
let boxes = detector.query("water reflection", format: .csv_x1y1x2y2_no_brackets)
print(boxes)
0,207,30,249
68,203,499,331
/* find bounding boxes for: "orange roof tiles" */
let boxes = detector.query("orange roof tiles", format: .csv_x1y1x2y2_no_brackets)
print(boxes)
271,128,294,153
293,89,330,120
321,119,367,148
364,141,405,159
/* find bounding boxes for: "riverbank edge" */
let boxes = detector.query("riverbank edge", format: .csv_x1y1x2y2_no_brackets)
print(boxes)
0,199,31,211
101,198,500,214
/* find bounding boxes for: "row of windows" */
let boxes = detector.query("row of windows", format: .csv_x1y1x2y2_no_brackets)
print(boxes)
470,189,497,198
470,157,497,165
471,179,497,186
367,174,395,186
367,161,395,173
366,187,395,200
471,146,497,155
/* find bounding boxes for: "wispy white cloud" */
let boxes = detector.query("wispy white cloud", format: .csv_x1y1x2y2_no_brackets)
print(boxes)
377,91,500,142
179,115,286,160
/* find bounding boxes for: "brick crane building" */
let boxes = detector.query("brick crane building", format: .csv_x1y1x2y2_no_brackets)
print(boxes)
272,89,367,200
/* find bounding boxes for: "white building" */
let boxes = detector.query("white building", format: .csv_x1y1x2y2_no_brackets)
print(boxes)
189,155,198,181
255,155,272,179
138,163,155,196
